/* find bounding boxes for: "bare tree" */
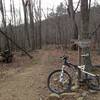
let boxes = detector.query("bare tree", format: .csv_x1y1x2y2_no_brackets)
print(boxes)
33,0,42,49
28,0,35,50
67,0,79,50
22,0,31,48
0,0,10,51
9,0,17,50
81,0,92,71
38,0,42,49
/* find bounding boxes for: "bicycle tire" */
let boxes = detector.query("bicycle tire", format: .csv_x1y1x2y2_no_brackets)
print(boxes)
89,84,100,91
88,77,100,91
47,69,72,94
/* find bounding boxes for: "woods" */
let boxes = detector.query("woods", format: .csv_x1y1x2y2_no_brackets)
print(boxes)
0,0,100,51
0,0,100,100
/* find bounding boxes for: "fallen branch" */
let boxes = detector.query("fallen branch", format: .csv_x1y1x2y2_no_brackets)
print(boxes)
0,28,33,59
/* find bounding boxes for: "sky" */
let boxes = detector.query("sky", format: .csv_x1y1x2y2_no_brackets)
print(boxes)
1,0,65,24
4,0,99,10
4,0,80,11
0,0,100,25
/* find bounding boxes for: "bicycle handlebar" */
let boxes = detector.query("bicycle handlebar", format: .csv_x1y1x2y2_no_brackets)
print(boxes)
60,56,69,65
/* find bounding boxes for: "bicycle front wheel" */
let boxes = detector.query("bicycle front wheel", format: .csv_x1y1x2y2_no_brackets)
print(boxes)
47,70,72,94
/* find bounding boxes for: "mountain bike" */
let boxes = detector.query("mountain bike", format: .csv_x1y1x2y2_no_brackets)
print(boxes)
47,56,100,94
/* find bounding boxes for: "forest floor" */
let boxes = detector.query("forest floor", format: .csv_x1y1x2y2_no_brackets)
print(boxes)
0,46,100,100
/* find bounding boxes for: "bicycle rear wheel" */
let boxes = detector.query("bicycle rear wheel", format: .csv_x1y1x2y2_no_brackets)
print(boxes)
88,76,100,91
47,69,72,94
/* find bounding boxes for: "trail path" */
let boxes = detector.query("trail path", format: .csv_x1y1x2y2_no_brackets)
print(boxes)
0,50,51,100
0,49,100,100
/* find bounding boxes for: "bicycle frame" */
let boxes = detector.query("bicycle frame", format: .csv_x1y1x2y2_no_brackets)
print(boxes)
60,59,99,82
59,65,66,82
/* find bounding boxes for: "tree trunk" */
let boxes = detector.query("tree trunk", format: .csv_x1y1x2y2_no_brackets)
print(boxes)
28,0,35,50
81,0,92,71
38,0,42,49
0,0,10,51
22,0,31,49
68,0,78,50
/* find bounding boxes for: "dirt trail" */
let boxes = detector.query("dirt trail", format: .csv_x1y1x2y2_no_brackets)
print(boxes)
0,50,51,100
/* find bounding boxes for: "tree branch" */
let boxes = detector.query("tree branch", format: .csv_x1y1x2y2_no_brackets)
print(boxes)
74,0,81,12
64,0,68,7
